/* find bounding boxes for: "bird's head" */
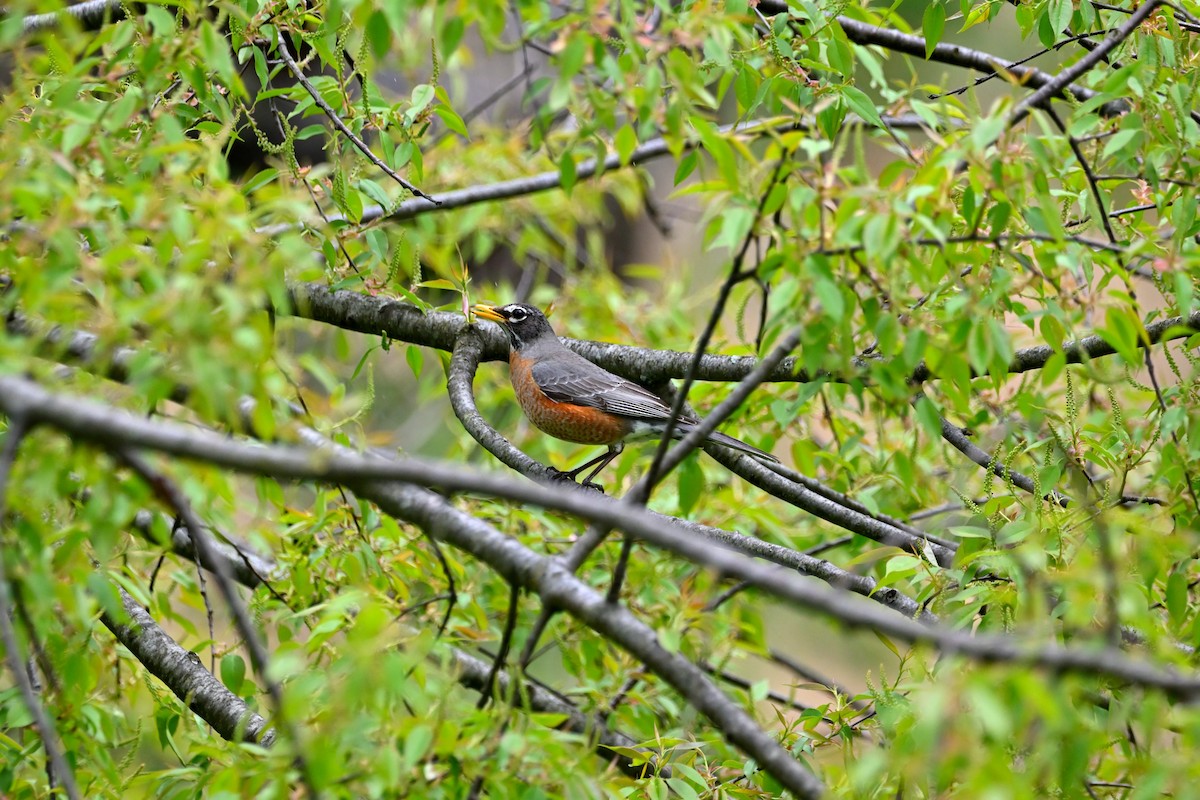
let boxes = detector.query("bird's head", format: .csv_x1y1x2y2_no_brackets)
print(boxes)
471,303,557,350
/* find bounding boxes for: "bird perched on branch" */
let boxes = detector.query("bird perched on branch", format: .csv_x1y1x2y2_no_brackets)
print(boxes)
471,302,778,489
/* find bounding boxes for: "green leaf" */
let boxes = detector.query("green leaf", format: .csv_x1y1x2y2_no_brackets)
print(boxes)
614,124,637,166
814,277,845,322
1099,306,1143,365
220,654,246,694
674,150,699,185
923,3,945,58
365,10,392,58
1102,128,1141,161
433,105,469,139
1167,570,1189,628
678,453,704,516
559,152,577,195
404,724,434,769
1040,314,1065,352
913,395,944,438
841,86,884,128
441,16,465,55
666,778,701,800
433,85,470,139
410,84,435,116
241,168,279,196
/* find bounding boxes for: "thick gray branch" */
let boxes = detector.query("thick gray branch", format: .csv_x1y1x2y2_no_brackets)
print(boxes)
130,509,278,588
3,375,1197,698
443,331,931,619
20,0,122,34
756,2,1126,117
284,283,814,383
284,284,1200,390
100,585,275,745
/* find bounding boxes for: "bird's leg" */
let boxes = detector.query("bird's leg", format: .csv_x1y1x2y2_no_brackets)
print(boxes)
562,444,623,492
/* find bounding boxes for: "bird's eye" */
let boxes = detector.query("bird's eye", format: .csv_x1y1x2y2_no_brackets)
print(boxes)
507,308,527,323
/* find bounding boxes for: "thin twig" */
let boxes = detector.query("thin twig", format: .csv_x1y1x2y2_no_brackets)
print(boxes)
1007,2,1164,133
114,450,320,797
273,36,438,205
477,582,520,708
925,395,1069,507
0,420,81,800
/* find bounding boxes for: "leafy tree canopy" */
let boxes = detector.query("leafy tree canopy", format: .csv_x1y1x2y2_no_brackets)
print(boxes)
1,0,1200,797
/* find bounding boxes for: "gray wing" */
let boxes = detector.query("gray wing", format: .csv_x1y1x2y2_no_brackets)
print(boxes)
531,355,684,421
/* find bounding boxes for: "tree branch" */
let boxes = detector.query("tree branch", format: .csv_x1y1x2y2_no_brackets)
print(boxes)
911,308,1200,384
755,3,1128,116
923,394,1069,506
283,284,1200,391
112,450,316,793
100,584,275,745
134,508,280,590
1006,1,1163,132
447,327,562,482
19,0,123,35
273,36,437,205
5,376,1195,698
258,115,940,235
0,420,81,800
707,446,957,567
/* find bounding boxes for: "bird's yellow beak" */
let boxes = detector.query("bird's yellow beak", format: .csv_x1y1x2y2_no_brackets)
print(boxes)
471,304,506,323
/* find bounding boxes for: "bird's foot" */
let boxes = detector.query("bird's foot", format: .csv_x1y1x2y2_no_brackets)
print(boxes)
549,467,606,494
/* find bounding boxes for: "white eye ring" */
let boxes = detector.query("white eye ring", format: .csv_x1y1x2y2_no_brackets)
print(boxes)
508,308,527,322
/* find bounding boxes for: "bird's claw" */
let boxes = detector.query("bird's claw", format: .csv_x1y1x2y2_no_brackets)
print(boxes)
548,467,605,494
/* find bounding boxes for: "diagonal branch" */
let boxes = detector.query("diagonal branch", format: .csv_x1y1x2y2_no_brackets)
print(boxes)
754,2,1128,116
1006,1,1164,133
273,36,437,205
708,446,956,567
112,450,317,794
5,376,1196,698
257,114,941,235
0,420,81,800
931,403,1069,506
101,584,275,745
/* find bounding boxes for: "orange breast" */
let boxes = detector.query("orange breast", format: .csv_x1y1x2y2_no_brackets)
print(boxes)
509,353,630,445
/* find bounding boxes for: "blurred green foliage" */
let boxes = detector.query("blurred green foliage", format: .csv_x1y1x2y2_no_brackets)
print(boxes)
1,0,1200,797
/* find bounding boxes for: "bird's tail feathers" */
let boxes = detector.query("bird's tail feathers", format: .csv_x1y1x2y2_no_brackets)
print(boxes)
699,429,780,463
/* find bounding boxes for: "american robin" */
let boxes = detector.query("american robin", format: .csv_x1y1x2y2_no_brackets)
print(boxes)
471,302,778,488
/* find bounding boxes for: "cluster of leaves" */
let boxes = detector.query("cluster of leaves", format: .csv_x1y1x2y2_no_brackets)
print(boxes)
1,0,1199,797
